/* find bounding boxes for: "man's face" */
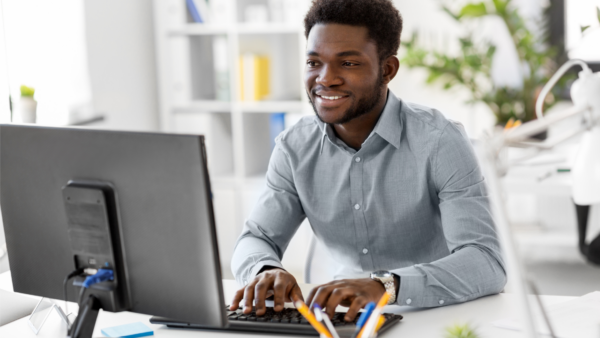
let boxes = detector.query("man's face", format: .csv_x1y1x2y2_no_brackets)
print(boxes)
305,23,385,125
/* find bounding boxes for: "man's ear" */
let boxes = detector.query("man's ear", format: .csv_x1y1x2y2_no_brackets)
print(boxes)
381,56,400,85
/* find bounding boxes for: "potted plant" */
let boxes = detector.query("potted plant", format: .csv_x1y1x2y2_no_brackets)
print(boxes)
20,85,37,123
401,0,572,131
444,323,480,338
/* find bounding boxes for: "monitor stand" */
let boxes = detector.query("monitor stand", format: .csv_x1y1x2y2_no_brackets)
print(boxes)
68,295,101,338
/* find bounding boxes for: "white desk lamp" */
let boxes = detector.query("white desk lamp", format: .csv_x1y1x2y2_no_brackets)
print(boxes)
478,59,600,338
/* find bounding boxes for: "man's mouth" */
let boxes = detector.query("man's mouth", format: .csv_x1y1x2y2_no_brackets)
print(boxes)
313,92,350,109
317,95,347,101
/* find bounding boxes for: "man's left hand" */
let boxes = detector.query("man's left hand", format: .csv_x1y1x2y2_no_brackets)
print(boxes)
305,278,385,322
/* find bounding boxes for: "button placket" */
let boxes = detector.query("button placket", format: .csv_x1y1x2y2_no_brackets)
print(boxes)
349,152,372,271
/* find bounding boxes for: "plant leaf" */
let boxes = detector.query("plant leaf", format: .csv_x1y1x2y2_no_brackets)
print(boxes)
492,0,508,14
581,25,591,33
459,3,488,18
20,85,35,97
597,6,600,24
442,5,460,21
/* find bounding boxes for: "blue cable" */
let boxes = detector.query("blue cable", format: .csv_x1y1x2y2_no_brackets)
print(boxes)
82,268,114,288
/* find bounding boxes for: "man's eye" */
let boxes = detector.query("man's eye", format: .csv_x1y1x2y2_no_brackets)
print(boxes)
343,62,357,67
307,60,318,67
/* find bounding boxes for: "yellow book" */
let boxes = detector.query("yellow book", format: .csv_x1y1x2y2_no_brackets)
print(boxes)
240,53,270,101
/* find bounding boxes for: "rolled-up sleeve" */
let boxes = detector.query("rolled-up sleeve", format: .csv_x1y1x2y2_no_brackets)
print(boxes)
231,138,306,286
391,122,507,307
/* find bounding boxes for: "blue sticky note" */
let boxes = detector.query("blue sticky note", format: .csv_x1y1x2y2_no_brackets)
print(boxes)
101,322,154,338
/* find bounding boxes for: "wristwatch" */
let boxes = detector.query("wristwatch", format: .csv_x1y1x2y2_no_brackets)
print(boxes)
370,270,396,305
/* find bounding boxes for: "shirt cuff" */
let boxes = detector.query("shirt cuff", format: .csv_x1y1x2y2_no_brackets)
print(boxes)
391,265,447,307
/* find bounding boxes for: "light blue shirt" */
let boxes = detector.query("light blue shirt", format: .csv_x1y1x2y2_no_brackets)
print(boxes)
232,91,506,307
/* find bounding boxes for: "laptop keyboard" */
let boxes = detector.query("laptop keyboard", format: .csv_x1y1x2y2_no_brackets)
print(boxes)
226,307,400,327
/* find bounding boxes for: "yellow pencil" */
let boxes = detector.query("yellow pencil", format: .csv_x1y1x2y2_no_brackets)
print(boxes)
295,301,333,338
374,316,386,333
359,293,390,338
358,315,386,338
375,292,390,309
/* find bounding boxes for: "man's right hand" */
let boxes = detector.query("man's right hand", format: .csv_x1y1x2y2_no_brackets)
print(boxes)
229,268,304,316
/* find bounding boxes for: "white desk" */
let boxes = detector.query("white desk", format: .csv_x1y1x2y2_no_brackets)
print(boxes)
0,271,575,338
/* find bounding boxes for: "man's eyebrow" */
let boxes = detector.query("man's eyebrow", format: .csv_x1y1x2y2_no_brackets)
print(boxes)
336,50,363,57
306,50,365,57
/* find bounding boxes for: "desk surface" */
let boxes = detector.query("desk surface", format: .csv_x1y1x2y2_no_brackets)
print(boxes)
0,271,574,338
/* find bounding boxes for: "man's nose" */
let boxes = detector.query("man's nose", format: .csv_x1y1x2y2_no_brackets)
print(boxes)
316,65,343,87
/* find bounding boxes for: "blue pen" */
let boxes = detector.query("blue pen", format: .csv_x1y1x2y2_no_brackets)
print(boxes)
353,302,376,337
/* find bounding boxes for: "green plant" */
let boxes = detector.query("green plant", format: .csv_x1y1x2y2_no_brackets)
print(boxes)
580,7,600,33
444,323,480,338
401,0,569,124
20,85,35,98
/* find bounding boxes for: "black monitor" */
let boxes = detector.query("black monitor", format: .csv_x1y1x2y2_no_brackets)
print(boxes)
0,124,226,333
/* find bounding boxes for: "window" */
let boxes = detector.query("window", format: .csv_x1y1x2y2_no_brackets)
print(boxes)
565,0,600,62
0,0,92,125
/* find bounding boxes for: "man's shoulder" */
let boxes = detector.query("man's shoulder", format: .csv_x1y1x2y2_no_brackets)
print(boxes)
400,100,461,133
275,116,322,150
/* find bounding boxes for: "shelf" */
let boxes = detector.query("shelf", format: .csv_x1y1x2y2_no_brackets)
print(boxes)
169,25,229,36
239,100,304,113
168,23,301,36
173,100,231,113
173,100,306,114
154,0,310,245
236,23,301,35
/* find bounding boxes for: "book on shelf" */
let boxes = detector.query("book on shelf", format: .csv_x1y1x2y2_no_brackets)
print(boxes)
270,113,285,150
186,0,211,23
239,53,270,101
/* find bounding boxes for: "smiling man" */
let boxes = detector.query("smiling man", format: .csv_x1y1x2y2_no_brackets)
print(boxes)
230,0,506,322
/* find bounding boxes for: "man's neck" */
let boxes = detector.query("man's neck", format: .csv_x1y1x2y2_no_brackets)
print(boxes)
332,90,388,150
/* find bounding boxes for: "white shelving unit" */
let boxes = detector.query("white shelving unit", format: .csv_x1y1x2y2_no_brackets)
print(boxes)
152,0,313,275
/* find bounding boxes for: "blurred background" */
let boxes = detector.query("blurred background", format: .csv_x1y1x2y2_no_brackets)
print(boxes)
0,0,599,295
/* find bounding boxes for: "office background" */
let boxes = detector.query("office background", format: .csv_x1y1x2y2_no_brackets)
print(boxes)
0,0,599,295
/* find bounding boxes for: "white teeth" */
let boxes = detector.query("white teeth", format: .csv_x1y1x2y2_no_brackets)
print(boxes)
321,95,343,100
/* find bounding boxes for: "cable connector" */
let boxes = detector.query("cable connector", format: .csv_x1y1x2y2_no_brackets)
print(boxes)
82,268,114,288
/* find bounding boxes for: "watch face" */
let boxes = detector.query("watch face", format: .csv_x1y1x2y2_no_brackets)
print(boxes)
371,270,392,278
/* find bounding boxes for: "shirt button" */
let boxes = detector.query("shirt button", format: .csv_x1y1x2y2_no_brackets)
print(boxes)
362,248,368,254
406,299,412,305
355,157,361,163
439,300,444,305
354,204,360,210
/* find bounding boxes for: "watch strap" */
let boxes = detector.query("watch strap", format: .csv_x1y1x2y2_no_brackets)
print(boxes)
372,275,396,305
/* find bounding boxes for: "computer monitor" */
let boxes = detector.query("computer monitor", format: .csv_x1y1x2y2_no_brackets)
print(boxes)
0,124,226,327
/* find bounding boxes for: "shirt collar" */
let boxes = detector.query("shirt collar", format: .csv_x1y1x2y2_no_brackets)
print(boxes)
372,90,402,149
318,90,403,153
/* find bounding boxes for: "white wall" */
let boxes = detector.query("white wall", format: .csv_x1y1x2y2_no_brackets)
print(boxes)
83,0,160,131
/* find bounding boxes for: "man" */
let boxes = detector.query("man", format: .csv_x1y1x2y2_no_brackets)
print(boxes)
230,0,506,322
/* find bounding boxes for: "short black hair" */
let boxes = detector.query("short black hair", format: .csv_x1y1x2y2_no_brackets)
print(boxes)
304,0,403,62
